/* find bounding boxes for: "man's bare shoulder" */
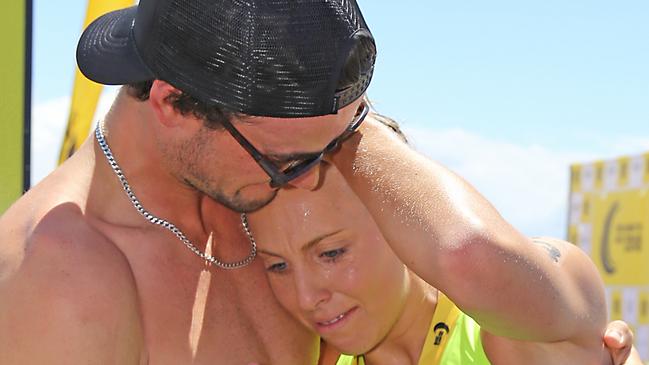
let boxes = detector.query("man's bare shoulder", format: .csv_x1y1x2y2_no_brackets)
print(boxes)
0,182,138,285
0,193,145,364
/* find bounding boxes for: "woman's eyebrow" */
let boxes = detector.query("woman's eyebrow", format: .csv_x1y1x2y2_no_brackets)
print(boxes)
257,229,346,257
258,249,283,258
302,229,345,252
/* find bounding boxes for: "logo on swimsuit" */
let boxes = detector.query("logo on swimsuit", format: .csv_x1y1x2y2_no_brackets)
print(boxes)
433,322,450,346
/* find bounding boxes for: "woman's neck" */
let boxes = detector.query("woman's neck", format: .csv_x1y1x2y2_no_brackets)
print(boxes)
362,277,438,365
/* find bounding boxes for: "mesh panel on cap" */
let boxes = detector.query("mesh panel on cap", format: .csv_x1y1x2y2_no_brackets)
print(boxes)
143,0,373,117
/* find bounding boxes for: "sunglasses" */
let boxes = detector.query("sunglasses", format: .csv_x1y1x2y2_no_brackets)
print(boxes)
221,102,369,188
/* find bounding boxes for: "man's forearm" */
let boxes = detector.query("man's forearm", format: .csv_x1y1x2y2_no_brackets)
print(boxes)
331,117,607,342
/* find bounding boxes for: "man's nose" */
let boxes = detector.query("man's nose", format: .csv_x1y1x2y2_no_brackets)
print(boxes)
287,164,321,191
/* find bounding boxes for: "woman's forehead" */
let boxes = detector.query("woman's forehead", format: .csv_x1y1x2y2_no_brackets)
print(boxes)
272,187,348,227
255,181,359,240
250,163,369,245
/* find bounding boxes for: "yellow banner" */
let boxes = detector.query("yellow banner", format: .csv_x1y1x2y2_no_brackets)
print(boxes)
569,153,649,361
570,155,649,285
58,0,135,163
0,1,29,213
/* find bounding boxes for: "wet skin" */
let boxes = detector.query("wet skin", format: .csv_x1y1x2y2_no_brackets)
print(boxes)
247,163,435,357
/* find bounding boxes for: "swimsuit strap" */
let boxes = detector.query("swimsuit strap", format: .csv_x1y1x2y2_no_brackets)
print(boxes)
417,292,462,365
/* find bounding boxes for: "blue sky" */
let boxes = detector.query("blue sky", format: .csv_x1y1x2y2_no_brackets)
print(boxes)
31,0,649,237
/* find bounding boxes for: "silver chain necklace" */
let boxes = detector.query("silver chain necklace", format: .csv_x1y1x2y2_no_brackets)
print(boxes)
95,121,257,270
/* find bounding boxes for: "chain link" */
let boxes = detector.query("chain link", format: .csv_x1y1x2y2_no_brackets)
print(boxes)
95,122,256,270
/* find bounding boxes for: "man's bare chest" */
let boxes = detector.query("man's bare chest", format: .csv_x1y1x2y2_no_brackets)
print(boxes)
110,229,318,365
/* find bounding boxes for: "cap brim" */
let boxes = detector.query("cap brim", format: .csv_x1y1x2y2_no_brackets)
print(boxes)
76,6,154,85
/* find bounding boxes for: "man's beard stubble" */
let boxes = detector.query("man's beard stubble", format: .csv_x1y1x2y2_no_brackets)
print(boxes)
183,176,278,213
170,126,279,213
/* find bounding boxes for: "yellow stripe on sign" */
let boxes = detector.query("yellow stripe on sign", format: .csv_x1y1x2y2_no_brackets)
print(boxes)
567,225,578,245
618,157,630,189
610,290,623,321
0,1,29,213
581,193,592,222
640,291,649,325
594,161,605,191
570,164,582,194
58,0,135,164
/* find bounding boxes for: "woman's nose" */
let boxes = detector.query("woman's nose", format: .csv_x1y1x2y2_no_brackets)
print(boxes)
294,268,330,311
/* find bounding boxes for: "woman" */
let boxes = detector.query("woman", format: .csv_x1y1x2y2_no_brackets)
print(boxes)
244,110,642,364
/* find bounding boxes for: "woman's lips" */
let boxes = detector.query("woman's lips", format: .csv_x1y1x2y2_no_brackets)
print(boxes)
314,306,358,333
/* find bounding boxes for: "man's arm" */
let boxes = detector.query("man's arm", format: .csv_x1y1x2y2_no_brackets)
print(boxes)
0,212,145,364
330,117,607,348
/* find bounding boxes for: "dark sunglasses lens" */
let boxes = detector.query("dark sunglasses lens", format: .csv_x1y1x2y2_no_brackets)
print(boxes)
269,156,322,188
283,155,322,177
269,103,368,188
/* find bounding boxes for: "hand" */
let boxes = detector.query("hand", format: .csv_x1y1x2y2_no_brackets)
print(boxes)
604,320,643,365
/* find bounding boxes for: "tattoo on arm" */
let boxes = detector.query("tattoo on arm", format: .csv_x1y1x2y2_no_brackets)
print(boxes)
532,238,562,263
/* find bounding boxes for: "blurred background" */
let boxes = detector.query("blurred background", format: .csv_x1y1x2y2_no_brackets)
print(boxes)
1,0,648,359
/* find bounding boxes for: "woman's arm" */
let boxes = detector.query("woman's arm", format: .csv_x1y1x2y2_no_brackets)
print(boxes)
330,116,607,347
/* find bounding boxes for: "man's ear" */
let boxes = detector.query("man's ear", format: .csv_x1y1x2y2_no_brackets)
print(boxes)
149,80,183,127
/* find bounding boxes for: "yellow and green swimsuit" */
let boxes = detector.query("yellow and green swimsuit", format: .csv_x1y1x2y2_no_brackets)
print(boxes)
336,293,491,365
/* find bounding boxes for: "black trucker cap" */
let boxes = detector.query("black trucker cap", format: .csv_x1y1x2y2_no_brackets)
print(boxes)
76,0,376,118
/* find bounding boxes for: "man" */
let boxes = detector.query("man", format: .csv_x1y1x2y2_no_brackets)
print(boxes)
0,0,640,364
1,1,373,364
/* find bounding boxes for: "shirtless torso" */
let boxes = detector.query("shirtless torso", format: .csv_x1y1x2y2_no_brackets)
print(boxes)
0,137,317,365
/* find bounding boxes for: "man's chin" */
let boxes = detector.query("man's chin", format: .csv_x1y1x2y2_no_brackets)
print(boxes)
185,177,278,213
211,188,278,213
